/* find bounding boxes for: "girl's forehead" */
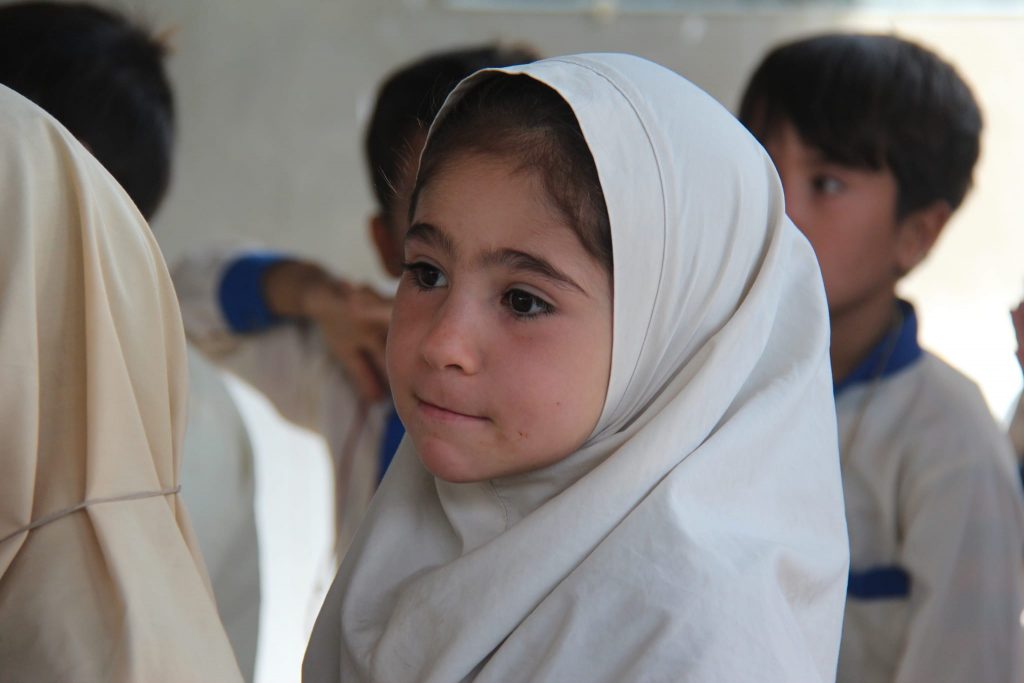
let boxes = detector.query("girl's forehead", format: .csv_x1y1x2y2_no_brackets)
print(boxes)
406,160,606,293
405,218,587,267
413,156,562,230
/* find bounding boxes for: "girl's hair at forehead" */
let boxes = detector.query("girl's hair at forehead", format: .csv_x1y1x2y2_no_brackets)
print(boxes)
411,73,613,275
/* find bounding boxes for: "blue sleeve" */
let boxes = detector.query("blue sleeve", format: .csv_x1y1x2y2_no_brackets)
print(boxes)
217,252,290,333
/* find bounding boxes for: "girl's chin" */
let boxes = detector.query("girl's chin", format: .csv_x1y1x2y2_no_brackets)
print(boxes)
414,438,490,483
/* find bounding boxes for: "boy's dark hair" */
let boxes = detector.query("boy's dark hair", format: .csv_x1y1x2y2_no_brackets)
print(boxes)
365,44,539,222
412,73,612,275
0,1,174,219
739,33,981,219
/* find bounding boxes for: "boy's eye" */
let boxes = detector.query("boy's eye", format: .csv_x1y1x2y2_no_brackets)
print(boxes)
503,288,553,318
812,174,845,195
403,262,447,290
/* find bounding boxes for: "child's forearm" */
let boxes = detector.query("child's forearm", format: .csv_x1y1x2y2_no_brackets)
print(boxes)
262,259,338,319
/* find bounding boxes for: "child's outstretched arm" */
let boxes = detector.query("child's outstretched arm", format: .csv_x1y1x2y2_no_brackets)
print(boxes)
262,260,392,403
171,248,391,432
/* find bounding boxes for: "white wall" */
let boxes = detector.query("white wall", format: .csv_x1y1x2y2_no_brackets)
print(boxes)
135,1,1024,415
41,1,1023,680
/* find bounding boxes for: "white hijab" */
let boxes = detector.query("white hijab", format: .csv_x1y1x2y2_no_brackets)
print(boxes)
304,53,848,682
0,85,242,682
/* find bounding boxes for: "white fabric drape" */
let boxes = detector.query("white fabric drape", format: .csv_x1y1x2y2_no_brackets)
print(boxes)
181,347,261,681
304,53,849,683
0,85,242,682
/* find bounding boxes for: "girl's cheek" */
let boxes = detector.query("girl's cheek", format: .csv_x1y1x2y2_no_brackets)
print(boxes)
387,303,421,371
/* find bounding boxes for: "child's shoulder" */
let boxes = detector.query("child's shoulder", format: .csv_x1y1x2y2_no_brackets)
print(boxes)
908,351,992,424
887,350,1013,477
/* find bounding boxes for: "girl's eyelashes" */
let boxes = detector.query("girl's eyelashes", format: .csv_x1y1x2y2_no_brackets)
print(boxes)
401,262,554,320
502,288,554,320
402,261,448,290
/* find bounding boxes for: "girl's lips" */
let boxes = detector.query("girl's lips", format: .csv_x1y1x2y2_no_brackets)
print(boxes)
416,397,488,424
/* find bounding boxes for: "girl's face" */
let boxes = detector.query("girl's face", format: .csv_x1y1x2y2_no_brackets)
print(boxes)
387,153,613,483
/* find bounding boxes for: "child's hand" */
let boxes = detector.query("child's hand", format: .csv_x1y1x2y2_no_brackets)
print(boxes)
303,279,393,403
263,260,393,402
1011,300,1024,372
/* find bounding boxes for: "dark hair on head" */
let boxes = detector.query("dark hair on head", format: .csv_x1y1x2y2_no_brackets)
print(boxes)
364,44,540,223
739,33,981,219
411,73,612,275
0,1,174,220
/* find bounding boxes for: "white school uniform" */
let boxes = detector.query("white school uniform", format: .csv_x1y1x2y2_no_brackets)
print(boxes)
303,53,849,682
1008,394,1024,460
172,251,390,558
836,305,1024,682
180,347,261,682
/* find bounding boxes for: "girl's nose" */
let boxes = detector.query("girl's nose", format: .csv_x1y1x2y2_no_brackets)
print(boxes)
419,299,482,375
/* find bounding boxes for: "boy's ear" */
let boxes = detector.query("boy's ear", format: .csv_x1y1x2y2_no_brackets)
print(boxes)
895,200,952,276
370,213,404,278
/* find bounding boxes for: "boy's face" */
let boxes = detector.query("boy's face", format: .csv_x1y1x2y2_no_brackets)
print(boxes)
762,120,904,319
387,152,613,483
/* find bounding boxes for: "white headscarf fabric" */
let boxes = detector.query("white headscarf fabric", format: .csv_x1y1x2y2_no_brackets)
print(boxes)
304,54,848,683
0,85,242,682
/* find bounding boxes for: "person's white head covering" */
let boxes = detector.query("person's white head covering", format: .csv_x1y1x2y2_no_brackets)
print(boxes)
0,85,242,682
304,53,848,683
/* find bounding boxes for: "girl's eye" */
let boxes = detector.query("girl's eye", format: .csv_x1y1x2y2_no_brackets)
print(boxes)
812,174,845,195
502,288,553,319
402,262,447,290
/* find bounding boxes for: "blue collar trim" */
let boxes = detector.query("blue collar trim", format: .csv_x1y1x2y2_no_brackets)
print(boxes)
834,300,922,397
377,407,405,484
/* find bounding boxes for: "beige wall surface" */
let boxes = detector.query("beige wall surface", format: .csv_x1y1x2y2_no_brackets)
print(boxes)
115,0,1023,416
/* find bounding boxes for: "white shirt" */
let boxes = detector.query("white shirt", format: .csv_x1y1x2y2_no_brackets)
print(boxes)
836,319,1024,682
180,347,261,681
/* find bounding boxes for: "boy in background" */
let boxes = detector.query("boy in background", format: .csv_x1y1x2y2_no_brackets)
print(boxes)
172,44,538,557
0,2,260,678
740,33,1024,682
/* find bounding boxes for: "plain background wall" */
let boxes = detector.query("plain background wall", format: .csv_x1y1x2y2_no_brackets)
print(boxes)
13,1,1021,681
140,0,1024,416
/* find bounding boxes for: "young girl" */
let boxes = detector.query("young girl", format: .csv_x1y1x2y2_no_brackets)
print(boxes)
303,54,849,682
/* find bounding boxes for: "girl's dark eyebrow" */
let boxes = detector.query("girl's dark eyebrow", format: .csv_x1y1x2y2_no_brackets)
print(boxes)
406,221,586,295
480,249,585,294
405,222,456,257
